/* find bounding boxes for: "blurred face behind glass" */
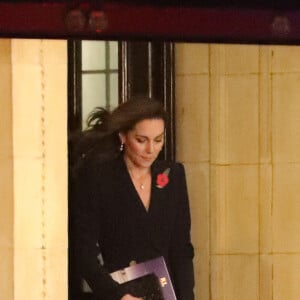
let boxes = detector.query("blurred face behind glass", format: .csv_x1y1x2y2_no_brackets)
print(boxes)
120,118,165,169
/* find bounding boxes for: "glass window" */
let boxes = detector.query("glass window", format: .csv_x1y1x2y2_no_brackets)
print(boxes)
81,41,119,129
82,41,106,70
82,73,106,125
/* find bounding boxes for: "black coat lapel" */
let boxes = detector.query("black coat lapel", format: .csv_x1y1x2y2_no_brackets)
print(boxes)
115,156,148,214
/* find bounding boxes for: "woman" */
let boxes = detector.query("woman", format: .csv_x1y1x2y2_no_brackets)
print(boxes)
71,98,194,300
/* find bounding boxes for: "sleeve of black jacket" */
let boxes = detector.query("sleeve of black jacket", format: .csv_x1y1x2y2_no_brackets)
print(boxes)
169,163,195,300
72,162,126,300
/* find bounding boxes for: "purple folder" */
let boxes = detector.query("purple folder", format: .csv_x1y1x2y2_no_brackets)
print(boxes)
110,256,177,300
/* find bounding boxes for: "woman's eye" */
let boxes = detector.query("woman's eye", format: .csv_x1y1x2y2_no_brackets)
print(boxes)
137,138,146,143
155,136,164,143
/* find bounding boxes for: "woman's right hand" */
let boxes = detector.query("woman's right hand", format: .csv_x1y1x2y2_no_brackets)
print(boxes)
121,294,143,300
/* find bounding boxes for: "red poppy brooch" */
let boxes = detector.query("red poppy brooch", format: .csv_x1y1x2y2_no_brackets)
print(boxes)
156,168,170,189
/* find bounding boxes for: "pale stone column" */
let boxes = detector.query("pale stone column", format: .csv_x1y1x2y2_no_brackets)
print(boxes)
175,43,210,300
11,39,68,300
0,39,14,300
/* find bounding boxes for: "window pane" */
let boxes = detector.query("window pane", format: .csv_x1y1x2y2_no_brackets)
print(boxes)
110,73,119,109
82,41,105,71
109,41,118,70
82,73,106,128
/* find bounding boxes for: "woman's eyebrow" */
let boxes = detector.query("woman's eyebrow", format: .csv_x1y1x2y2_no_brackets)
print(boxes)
155,132,165,139
135,132,164,139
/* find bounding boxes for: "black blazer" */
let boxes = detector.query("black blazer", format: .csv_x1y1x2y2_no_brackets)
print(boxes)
73,155,194,300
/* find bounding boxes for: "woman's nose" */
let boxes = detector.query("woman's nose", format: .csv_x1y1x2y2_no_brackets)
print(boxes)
146,141,154,153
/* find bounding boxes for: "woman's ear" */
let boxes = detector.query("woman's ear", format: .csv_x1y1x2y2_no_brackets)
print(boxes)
118,132,125,144
118,132,125,152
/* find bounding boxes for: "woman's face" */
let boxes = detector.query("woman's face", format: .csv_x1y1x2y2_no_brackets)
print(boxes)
120,118,165,169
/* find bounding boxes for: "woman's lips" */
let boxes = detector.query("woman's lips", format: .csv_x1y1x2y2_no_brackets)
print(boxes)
141,156,154,161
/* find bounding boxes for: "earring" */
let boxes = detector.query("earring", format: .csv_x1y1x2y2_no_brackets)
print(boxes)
120,143,124,152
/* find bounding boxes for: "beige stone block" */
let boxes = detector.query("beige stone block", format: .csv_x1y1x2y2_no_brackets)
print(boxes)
43,40,67,116
176,74,209,162
0,40,12,159
259,165,273,253
184,162,209,251
259,72,272,163
46,247,68,300
184,162,209,299
12,39,67,158
210,44,259,75
260,255,273,300
273,164,300,252
211,165,259,254
211,254,259,300
12,39,41,65
210,74,259,164
44,168,68,248
271,45,300,73
272,74,300,163
259,46,272,74
0,157,13,248
0,39,11,64
14,157,43,248
273,254,300,300
0,159,13,300
175,43,209,75
42,40,67,65
14,247,44,300
12,63,43,159
43,64,68,165
11,39,66,161
0,246,13,300
193,248,209,300
0,105,12,159
44,64,67,125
